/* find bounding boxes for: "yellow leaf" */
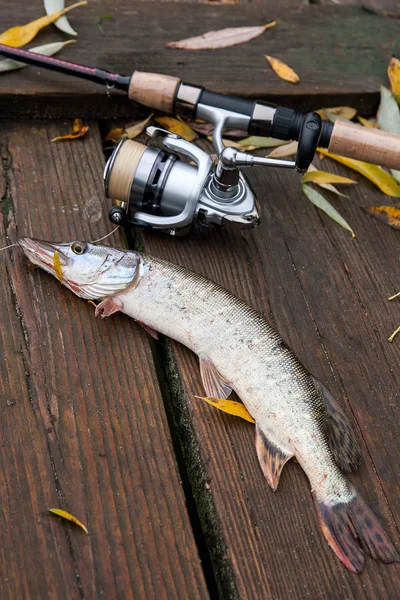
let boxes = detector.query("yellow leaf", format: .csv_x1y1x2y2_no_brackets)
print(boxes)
357,116,378,128
155,117,198,141
388,57,400,96
265,55,299,84
103,128,125,142
51,119,89,142
388,290,400,301
0,1,87,48
124,114,153,139
194,395,255,423
362,205,400,230
316,107,357,121
317,149,400,197
388,324,400,343
306,164,349,197
302,170,357,185
49,508,89,534
53,250,63,282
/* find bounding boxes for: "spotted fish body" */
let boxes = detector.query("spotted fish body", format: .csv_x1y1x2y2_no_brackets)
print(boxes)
18,237,399,573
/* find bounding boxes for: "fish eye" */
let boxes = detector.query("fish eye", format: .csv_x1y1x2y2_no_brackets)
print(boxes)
71,242,87,255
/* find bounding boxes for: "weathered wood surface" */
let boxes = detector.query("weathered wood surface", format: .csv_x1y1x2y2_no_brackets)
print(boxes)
0,1,398,118
140,143,400,597
1,0,400,598
0,121,209,600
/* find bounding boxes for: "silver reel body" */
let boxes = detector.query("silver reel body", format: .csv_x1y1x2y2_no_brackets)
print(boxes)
104,120,295,235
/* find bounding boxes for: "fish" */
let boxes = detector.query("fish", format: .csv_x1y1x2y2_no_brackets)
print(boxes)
18,236,399,573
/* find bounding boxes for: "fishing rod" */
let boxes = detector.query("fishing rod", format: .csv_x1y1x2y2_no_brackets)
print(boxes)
1,43,400,235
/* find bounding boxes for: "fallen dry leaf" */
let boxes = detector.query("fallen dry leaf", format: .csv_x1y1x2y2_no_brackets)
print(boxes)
388,57,400,96
188,121,246,138
194,396,255,423
316,107,357,121
125,114,153,139
204,0,239,3
302,183,355,237
267,140,298,158
357,116,378,128
49,508,88,534
362,205,400,230
265,55,299,84
302,170,356,186
103,127,125,142
388,324,400,343
53,251,63,282
44,0,78,36
0,1,87,48
0,40,75,73
166,22,276,50
305,164,349,197
51,118,89,142
155,116,197,141
317,149,400,197
237,136,288,152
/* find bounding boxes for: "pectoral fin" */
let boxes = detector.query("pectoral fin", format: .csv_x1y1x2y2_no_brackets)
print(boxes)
137,321,159,340
95,297,123,318
199,356,233,399
255,425,293,491
194,395,255,423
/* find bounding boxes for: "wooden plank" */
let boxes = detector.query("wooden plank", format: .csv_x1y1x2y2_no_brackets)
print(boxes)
135,138,400,597
0,2,396,118
0,122,209,600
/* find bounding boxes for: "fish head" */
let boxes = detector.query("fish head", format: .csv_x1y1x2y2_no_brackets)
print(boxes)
18,237,141,300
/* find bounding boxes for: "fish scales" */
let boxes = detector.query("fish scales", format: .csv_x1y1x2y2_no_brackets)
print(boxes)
18,237,400,573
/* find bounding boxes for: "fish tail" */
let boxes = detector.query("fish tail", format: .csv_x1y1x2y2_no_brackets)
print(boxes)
313,487,399,573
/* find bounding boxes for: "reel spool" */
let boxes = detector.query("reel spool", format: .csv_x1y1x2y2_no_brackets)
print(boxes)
104,126,296,236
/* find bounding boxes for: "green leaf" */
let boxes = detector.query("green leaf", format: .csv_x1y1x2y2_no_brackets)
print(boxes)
377,86,400,182
302,183,355,237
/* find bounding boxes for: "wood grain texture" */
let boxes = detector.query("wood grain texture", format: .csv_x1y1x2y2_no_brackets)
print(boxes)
135,137,400,598
0,121,208,600
0,1,397,118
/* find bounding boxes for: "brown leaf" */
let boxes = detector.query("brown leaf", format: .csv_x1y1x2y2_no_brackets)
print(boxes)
124,114,154,139
166,22,276,50
49,508,89,534
362,205,400,230
0,1,87,48
265,55,299,84
388,57,400,96
187,121,246,138
155,117,197,141
51,118,89,142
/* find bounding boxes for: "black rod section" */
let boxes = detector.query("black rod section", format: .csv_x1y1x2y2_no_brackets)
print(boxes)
0,43,131,92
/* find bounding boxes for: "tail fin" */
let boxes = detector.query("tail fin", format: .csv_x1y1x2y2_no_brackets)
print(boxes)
313,489,399,573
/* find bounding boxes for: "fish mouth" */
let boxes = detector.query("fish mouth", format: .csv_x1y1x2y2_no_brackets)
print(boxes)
18,237,68,276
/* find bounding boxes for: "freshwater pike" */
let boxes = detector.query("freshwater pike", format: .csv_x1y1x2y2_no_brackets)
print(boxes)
19,237,399,573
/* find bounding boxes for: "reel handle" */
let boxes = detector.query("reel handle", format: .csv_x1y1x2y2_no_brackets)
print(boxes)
327,120,400,169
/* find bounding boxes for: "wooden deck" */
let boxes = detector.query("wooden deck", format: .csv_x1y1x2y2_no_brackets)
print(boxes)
0,1,399,598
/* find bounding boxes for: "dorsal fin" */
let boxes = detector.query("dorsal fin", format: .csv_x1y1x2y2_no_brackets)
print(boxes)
199,356,233,399
255,426,293,491
312,376,361,472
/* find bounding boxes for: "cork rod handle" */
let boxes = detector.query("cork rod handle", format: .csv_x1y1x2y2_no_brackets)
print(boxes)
128,71,181,114
328,120,400,170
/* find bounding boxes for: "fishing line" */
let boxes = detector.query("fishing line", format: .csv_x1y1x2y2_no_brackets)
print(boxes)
0,243,18,252
90,225,120,244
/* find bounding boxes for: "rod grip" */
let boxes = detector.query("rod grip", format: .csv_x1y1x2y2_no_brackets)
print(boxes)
129,71,181,113
328,120,400,169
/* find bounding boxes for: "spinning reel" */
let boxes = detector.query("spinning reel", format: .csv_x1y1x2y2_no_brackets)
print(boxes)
104,108,324,235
